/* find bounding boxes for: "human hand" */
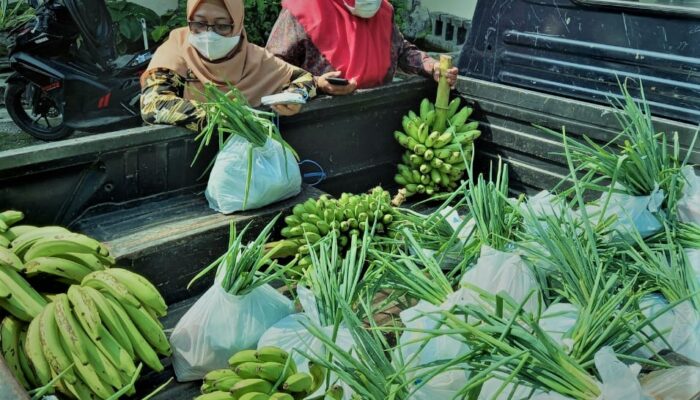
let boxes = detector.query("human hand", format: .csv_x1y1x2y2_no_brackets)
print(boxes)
432,62,459,88
271,103,302,116
316,71,358,95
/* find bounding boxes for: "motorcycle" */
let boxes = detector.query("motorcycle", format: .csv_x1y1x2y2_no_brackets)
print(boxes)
4,0,153,141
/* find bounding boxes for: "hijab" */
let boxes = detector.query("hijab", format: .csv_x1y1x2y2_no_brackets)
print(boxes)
144,0,297,106
282,0,394,89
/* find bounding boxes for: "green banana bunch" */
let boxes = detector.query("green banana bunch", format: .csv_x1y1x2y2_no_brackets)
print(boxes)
0,263,47,321
394,97,481,198
0,210,24,232
274,188,398,270
1,316,31,389
199,347,324,400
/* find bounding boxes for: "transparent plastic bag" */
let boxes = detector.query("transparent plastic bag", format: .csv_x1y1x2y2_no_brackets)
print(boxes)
398,300,470,399
677,166,700,225
586,187,664,239
595,347,649,400
539,303,578,352
205,136,301,213
640,366,700,400
170,279,293,381
257,286,354,399
636,295,700,363
477,378,544,400
687,248,700,286
458,246,541,314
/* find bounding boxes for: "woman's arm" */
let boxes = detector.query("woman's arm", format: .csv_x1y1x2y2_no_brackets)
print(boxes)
140,68,206,131
272,67,318,116
395,25,458,86
266,9,307,68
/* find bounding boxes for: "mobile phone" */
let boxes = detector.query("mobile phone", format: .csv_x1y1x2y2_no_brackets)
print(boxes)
327,77,350,86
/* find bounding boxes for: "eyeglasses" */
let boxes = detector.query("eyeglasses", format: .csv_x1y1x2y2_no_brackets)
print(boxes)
188,21,235,36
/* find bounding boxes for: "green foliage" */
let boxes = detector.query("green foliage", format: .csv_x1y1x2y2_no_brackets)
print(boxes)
243,0,282,46
0,0,34,31
106,0,161,53
389,0,408,32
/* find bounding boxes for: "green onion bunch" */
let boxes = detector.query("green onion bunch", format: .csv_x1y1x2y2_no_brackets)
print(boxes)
188,215,291,295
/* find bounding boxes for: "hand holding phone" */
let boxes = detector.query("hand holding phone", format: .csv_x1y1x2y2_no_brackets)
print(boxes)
318,71,357,96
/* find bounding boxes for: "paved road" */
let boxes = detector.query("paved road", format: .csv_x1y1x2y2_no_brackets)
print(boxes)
0,107,92,152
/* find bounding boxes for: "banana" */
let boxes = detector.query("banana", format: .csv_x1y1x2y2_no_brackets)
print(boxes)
195,391,236,400
18,330,39,388
62,376,96,400
1,316,30,388
4,225,37,240
447,97,462,118
325,385,344,400
230,379,273,398
229,349,259,367
70,349,116,399
81,271,140,308
120,302,170,356
282,372,313,393
23,233,104,261
66,285,101,340
11,226,70,256
80,286,134,358
269,393,294,400
25,315,53,388
53,294,91,365
25,257,93,283
235,361,264,379
202,375,243,393
238,393,270,400
0,247,24,271
0,265,47,319
0,235,9,248
204,368,240,383
103,268,167,317
308,362,325,394
419,98,430,120
256,362,293,383
39,303,78,384
0,211,24,228
103,294,163,372
56,252,110,271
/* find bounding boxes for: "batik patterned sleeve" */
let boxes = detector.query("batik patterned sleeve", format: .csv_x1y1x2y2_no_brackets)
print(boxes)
266,9,307,68
395,25,435,78
283,67,318,99
140,68,206,132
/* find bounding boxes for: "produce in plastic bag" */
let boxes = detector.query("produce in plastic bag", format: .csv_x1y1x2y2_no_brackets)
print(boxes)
640,366,700,400
398,300,470,399
677,166,700,224
458,245,541,314
595,346,648,400
205,135,301,213
477,377,544,399
636,295,700,363
257,286,354,398
687,248,700,286
170,282,293,381
539,303,578,352
586,187,664,239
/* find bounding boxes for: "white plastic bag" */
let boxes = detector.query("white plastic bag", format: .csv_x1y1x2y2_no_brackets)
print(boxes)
477,378,544,400
170,279,293,381
595,347,648,400
636,295,700,363
257,286,354,399
458,246,541,314
398,300,470,399
539,303,578,352
640,366,700,400
205,136,301,213
587,187,664,239
687,248,700,286
677,166,700,224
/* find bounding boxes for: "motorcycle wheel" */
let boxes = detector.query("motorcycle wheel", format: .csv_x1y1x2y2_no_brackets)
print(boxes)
5,77,74,141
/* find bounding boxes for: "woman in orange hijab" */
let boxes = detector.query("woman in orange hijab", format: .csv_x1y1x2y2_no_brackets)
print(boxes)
140,0,316,131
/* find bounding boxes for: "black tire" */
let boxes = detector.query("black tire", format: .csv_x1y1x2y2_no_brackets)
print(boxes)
4,77,74,141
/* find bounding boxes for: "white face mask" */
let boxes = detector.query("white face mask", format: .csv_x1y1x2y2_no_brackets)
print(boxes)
188,31,240,61
345,0,382,18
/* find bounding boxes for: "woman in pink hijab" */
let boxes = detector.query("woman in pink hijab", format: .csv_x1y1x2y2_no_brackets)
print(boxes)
267,0,459,96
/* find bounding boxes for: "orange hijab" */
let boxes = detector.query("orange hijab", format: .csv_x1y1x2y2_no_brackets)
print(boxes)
144,0,296,106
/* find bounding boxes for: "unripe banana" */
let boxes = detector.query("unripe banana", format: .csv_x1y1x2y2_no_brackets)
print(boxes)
25,315,53,389
1,316,30,388
229,349,259,368
282,372,313,393
238,393,270,400
103,268,167,317
24,257,93,283
255,346,289,364
256,361,293,382
23,233,104,261
269,393,294,400
0,210,24,228
204,369,240,384
82,271,141,308
38,303,78,384
195,391,236,400
325,385,344,400
230,378,273,397
235,361,263,379
0,247,23,271
80,286,134,359
447,97,462,118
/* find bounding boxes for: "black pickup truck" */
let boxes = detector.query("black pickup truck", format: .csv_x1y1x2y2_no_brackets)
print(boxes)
0,0,698,398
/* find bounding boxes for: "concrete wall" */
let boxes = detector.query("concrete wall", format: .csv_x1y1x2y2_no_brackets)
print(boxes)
417,0,477,19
